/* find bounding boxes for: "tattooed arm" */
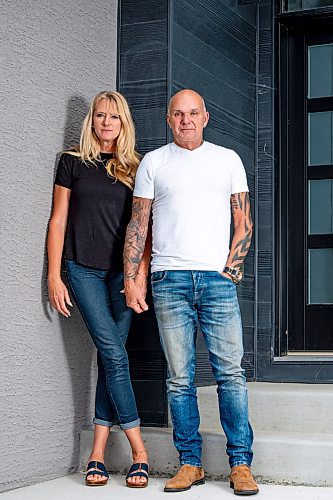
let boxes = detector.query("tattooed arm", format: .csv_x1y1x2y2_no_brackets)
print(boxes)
123,197,153,313
224,192,253,275
134,222,152,300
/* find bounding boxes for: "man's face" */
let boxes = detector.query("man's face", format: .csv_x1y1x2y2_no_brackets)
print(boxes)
167,91,209,149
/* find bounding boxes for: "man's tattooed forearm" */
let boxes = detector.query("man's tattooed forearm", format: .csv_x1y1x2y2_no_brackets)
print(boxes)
231,193,244,214
124,198,152,280
231,194,238,214
230,192,253,267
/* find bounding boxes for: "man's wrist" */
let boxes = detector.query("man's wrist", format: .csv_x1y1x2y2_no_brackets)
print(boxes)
124,276,136,287
223,266,243,284
136,271,148,281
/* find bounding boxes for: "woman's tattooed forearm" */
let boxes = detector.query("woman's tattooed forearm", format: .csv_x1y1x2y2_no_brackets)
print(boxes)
229,192,253,267
123,198,152,280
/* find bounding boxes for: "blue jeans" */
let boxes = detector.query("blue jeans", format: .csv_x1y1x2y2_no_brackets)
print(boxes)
151,270,253,468
65,260,140,430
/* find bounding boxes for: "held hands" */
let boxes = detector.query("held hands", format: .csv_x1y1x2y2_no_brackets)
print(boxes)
48,276,73,318
124,275,149,314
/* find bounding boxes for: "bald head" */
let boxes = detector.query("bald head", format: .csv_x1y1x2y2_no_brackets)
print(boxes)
166,89,209,151
168,89,206,115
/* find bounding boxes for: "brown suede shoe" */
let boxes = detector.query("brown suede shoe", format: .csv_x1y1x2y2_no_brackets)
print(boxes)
164,464,205,492
230,465,259,496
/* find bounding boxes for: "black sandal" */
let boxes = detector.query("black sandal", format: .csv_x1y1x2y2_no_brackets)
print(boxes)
126,462,149,488
85,461,109,486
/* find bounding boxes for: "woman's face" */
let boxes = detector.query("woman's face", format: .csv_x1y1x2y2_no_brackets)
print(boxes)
93,98,122,148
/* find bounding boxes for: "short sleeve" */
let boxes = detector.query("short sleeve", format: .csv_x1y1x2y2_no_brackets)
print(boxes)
133,153,155,199
231,152,249,194
54,154,74,189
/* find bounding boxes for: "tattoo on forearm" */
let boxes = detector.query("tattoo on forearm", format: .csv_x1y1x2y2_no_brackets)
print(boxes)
231,193,244,214
231,195,238,214
124,197,152,280
229,192,253,267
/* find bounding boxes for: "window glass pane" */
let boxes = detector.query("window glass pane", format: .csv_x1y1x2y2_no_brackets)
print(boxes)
308,180,333,234
284,0,333,11
308,248,333,304
308,44,333,98
308,112,333,166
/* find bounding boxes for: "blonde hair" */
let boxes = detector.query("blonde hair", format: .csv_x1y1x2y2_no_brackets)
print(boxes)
67,91,140,189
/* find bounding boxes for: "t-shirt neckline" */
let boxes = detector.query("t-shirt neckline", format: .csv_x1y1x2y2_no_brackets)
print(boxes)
171,141,207,153
99,152,115,162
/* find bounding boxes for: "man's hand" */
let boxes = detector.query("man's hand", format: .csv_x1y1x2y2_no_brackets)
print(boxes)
124,279,149,314
134,273,148,300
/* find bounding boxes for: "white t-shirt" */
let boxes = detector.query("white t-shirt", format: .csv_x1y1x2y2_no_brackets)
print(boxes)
134,141,249,273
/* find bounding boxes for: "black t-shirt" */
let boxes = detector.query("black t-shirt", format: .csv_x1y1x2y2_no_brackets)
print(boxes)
55,152,133,270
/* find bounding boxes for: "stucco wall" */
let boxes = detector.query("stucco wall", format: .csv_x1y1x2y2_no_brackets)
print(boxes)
0,0,118,492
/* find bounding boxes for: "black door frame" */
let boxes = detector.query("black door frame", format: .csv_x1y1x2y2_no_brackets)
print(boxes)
257,2,333,382
281,24,333,351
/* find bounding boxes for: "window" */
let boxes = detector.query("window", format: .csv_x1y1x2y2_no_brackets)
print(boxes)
283,0,333,11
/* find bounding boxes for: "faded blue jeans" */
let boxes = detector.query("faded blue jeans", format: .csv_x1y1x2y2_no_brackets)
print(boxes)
65,260,140,430
151,270,253,468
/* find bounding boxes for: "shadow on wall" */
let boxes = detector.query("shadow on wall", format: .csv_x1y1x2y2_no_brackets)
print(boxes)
62,95,90,151
41,95,95,471
41,94,90,322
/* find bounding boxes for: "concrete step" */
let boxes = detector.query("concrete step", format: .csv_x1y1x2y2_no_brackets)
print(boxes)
197,383,333,433
80,382,333,486
80,427,333,486
3,474,333,500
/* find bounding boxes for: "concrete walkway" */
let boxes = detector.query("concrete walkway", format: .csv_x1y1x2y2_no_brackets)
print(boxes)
2,474,333,499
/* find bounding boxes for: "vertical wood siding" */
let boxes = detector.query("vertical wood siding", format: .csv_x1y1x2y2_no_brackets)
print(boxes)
171,0,257,381
118,0,259,398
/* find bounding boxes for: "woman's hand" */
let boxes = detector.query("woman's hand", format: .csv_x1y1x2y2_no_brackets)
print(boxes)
47,185,72,317
48,276,73,318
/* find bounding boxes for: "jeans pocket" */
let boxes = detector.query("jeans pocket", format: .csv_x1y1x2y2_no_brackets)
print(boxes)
218,272,235,285
151,270,167,284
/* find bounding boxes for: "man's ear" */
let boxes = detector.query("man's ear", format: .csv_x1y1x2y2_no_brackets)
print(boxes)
166,114,172,128
203,111,210,129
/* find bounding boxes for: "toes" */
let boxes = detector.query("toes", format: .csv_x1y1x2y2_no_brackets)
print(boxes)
127,475,146,485
93,474,103,483
135,475,146,485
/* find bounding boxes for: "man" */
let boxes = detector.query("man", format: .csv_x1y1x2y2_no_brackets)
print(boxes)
123,89,258,496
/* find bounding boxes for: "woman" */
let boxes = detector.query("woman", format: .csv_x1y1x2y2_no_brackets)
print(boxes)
47,91,150,488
